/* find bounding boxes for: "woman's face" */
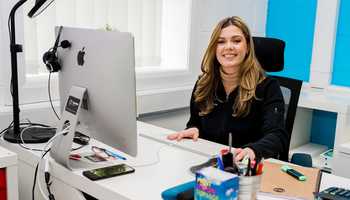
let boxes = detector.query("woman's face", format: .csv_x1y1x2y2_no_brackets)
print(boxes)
216,25,248,74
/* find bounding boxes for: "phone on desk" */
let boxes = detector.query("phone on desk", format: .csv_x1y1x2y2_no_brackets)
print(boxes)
83,164,135,181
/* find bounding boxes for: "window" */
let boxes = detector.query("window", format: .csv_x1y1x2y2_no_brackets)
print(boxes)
23,0,164,73
0,0,194,113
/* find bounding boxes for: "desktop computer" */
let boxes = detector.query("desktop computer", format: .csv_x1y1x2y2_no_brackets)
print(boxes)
49,26,138,169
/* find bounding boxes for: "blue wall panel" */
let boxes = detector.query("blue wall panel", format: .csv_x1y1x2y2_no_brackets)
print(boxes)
266,0,317,81
332,0,350,86
310,111,336,149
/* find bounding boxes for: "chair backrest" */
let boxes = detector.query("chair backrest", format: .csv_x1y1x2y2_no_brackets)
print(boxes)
269,75,302,161
253,37,303,162
291,152,313,167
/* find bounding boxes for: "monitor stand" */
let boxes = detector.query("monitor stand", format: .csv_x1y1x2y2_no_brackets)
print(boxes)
50,86,87,170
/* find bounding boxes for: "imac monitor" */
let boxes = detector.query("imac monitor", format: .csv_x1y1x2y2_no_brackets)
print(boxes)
56,27,137,157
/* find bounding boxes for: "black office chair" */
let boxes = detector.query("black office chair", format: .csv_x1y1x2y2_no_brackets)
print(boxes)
253,37,304,163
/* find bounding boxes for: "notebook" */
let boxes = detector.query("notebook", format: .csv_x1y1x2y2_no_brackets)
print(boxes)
257,160,321,200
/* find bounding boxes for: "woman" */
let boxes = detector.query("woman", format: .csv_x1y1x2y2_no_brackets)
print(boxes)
167,16,288,162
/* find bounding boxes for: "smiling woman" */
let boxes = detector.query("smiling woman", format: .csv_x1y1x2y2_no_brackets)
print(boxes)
167,16,288,163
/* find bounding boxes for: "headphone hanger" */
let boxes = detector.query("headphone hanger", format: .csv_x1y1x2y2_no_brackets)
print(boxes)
42,26,71,73
52,26,63,52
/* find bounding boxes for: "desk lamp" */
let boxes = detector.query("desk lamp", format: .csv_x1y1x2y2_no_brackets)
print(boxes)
4,0,55,143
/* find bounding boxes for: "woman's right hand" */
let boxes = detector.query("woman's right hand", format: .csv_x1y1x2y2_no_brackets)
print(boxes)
166,127,199,141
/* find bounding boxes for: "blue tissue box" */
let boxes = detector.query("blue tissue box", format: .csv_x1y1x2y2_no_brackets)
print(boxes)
195,167,239,200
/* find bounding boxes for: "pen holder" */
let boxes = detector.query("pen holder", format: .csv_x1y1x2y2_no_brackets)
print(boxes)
238,174,262,200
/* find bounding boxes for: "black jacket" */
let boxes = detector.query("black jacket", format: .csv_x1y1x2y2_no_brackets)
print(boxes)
186,77,288,159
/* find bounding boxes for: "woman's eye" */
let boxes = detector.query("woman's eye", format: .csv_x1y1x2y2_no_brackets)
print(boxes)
217,40,225,44
234,40,241,43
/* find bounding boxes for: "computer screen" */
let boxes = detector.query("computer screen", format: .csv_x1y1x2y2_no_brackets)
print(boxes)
54,27,137,157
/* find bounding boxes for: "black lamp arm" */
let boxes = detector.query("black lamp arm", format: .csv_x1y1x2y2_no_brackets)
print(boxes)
8,0,27,137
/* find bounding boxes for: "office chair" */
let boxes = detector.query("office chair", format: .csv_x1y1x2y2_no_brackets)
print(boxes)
290,152,313,167
253,36,304,163
161,37,305,200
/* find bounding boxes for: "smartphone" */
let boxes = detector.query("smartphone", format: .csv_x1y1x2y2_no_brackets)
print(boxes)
83,164,135,181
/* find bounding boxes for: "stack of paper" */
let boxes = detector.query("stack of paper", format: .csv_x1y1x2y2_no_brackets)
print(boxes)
257,192,307,200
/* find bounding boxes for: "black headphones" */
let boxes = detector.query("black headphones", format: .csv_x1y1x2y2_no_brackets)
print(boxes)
42,26,71,72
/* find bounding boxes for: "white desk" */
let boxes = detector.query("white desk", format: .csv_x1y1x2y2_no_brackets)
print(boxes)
139,121,226,157
319,172,350,191
0,121,218,200
2,121,349,200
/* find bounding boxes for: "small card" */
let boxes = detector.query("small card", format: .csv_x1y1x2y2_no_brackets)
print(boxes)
85,154,107,162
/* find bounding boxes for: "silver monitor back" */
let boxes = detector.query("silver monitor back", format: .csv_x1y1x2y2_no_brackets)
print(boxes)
57,27,137,157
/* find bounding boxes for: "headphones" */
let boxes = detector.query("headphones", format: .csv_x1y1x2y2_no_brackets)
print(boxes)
43,26,71,72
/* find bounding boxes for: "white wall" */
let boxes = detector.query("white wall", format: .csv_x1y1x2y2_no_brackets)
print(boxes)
189,0,267,78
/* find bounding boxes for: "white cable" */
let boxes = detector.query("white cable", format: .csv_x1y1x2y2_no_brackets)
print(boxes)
24,118,32,124
44,159,50,173
20,125,55,151
130,145,167,168
37,126,70,200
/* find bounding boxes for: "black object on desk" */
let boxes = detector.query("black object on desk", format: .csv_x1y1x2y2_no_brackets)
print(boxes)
222,133,234,168
316,187,350,200
73,131,90,145
176,188,194,200
189,157,217,174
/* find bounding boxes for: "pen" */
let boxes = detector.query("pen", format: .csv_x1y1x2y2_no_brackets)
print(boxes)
106,149,127,160
245,158,251,176
216,156,224,170
229,132,232,153
69,154,81,161
281,165,306,181
256,162,263,175
237,161,247,175
251,160,257,176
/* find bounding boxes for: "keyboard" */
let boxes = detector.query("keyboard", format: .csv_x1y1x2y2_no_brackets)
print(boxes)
316,186,350,200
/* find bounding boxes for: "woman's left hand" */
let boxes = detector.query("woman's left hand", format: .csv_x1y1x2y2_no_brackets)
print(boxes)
234,147,255,162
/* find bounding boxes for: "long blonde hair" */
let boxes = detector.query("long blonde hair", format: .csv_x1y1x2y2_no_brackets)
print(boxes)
195,16,265,117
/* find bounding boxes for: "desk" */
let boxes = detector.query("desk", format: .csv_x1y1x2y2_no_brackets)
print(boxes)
0,121,218,200
319,172,350,191
1,121,349,200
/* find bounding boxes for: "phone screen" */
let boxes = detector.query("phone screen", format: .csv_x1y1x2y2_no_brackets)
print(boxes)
88,164,134,178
